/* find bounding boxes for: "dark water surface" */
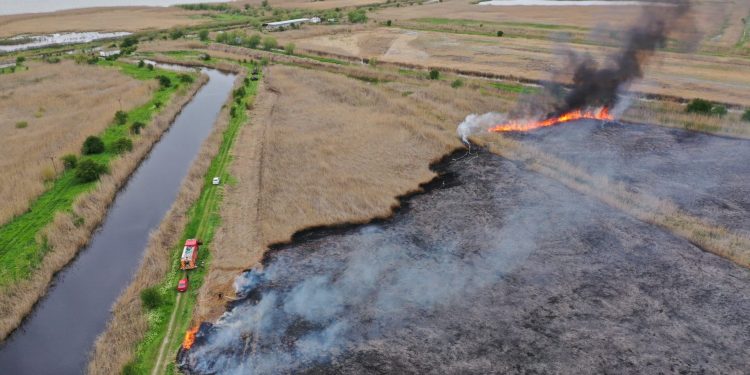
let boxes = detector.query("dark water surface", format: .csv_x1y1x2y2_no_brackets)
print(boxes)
0,68,235,375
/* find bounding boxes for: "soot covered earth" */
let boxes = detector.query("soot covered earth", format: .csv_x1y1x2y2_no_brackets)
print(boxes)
182,122,750,374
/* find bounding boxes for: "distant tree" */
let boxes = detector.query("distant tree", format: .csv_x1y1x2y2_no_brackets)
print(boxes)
215,32,228,43
429,69,440,80
198,29,209,41
147,63,154,70
262,36,278,51
386,20,392,26
348,9,367,23
157,75,172,88
170,29,184,40
246,34,262,49
75,159,107,182
61,154,78,170
179,73,194,83
742,109,750,122
497,30,504,37
114,110,128,125
111,137,133,154
130,121,145,135
120,35,138,48
200,53,211,61
261,0,269,7
686,98,713,114
15,56,25,65
82,136,105,155
138,59,145,68
710,105,727,117
451,79,463,88
284,42,295,55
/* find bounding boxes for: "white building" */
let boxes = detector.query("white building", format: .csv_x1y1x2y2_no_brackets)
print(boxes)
99,49,120,58
263,18,311,31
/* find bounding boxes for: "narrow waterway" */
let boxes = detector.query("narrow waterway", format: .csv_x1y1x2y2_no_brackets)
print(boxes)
0,68,235,375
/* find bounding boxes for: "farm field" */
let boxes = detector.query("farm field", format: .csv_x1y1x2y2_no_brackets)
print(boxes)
0,7,205,38
0,60,153,226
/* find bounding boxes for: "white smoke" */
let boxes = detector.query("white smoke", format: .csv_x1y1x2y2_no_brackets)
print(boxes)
457,112,507,143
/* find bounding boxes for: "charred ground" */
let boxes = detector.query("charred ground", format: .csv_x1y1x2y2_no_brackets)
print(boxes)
181,122,750,374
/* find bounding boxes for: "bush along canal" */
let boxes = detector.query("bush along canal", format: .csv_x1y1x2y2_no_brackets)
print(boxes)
0,67,236,375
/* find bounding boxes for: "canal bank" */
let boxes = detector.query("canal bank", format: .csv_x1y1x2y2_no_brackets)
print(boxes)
0,67,236,375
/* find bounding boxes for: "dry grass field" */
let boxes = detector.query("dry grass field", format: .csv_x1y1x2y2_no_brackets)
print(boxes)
277,26,750,106
0,6,202,38
0,60,153,226
194,64,508,322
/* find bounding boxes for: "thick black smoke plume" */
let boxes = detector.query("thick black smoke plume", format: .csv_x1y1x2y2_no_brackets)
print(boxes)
551,0,693,115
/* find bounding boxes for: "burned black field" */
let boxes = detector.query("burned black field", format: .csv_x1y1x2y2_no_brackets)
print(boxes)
182,121,750,374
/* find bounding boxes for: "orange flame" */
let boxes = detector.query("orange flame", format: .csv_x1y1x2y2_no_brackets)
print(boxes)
489,107,612,133
183,325,200,350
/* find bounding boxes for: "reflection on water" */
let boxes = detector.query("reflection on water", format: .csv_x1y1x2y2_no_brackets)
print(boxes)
0,0,232,15
0,32,131,53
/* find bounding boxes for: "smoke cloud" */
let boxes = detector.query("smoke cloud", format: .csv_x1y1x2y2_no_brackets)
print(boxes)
551,0,692,115
182,168,549,373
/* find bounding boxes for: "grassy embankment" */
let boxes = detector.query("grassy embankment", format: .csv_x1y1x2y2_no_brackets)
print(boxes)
121,63,258,375
0,61,190,287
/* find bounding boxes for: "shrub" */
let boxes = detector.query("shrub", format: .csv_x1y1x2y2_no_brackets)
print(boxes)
75,159,107,182
198,29,209,41
284,42,295,55
114,110,128,125
147,63,154,70
348,9,367,23
246,34,261,49
130,121,145,135
200,53,211,61
686,98,713,114
122,362,138,375
742,109,750,122
138,59,145,68
497,30,504,37
15,121,28,129
233,86,246,100
120,35,138,48
451,79,463,88
179,73,194,83
710,105,727,117
111,137,133,154
260,57,269,66
140,286,163,310
386,20,392,26
15,56,25,65
61,154,78,170
429,69,440,80
262,36,277,51
157,75,172,88
215,32,228,43
82,136,105,155
170,29,184,40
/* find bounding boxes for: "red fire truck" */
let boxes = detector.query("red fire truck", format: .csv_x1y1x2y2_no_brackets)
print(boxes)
180,239,202,270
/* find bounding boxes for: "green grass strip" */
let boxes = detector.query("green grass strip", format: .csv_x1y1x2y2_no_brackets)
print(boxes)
0,60,192,287
125,62,259,375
